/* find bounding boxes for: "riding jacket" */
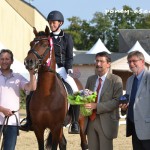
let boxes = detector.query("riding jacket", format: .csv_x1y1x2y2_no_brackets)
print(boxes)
50,30,73,71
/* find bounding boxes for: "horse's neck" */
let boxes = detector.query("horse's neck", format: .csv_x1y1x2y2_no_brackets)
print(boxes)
37,72,56,91
50,46,56,70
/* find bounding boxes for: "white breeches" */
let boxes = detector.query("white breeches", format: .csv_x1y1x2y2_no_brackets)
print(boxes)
56,66,78,93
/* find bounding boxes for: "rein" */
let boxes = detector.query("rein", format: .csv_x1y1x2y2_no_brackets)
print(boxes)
0,111,19,150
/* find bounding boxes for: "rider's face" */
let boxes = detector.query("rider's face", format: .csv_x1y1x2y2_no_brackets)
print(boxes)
48,21,62,32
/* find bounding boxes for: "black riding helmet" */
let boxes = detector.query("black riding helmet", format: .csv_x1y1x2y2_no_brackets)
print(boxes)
47,11,64,23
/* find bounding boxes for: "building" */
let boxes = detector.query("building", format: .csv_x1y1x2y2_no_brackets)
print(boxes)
0,0,48,62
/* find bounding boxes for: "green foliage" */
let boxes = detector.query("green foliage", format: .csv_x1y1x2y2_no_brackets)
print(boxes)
64,5,150,52
68,90,97,116
20,90,26,109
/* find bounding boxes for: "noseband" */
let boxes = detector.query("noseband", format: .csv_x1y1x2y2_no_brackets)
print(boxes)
28,46,50,64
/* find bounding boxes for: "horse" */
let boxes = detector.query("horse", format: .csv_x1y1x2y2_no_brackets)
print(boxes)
24,26,88,150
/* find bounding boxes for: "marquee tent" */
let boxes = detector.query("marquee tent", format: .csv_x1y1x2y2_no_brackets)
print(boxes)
128,41,150,63
86,38,111,54
11,59,29,80
0,42,29,80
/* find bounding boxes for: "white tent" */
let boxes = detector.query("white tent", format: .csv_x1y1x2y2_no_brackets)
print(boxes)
86,38,111,54
0,42,29,80
11,59,29,80
128,41,150,63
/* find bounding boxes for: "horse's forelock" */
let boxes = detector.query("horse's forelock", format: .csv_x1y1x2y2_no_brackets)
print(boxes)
37,31,48,37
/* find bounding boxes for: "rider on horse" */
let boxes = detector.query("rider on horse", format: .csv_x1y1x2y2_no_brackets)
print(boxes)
20,10,80,134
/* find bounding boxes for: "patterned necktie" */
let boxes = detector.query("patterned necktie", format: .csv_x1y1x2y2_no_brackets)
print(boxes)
128,76,138,122
89,78,102,121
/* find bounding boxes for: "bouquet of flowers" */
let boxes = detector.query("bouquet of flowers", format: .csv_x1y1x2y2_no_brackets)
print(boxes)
68,89,97,116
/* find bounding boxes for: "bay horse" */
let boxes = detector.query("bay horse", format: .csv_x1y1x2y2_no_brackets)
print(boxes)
24,26,88,150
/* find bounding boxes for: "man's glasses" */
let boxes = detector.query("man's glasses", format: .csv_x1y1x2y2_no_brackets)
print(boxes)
127,59,140,64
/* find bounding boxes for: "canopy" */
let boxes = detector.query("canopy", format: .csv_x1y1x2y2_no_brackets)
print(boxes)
0,42,29,80
86,38,111,54
11,59,29,80
128,41,150,63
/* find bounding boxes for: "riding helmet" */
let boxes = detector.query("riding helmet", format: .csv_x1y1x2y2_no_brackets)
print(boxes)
47,11,64,23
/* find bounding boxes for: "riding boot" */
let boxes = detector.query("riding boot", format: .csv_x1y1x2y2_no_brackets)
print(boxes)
20,91,34,132
68,105,80,134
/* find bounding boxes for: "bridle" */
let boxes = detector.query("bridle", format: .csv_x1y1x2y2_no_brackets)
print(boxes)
25,37,54,74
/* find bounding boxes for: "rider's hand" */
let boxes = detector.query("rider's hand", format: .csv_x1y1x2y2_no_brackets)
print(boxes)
68,69,73,74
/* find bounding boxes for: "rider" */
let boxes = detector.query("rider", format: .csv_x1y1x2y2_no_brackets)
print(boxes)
20,10,80,134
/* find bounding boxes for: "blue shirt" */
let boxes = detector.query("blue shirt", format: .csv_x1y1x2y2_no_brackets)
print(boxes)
136,70,144,89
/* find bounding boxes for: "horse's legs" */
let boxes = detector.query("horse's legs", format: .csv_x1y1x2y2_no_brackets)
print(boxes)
59,132,67,150
46,127,64,150
34,128,45,150
79,116,88,150
33,126,44,150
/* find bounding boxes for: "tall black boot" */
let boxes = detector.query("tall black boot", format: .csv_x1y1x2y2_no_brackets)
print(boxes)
68,105,80,134
20,91,34,132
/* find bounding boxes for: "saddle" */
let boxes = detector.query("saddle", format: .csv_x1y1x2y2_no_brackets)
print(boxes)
61,78,73,95
57,77,75,126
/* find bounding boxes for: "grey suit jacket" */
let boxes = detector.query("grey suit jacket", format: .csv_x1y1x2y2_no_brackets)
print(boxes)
126,70,150,140
84,73,123,139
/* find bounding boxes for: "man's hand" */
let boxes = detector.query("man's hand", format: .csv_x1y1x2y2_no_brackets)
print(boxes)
119,103,129,111
84,103,97,110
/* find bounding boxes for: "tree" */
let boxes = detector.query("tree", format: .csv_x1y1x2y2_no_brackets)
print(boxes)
64,5,150,52
65,16,93,50
105,5,145,52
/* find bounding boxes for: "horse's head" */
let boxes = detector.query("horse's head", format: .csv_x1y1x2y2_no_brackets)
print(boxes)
24,26,55,73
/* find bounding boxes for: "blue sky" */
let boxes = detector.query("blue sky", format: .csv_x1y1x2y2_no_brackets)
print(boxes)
25,0,150,28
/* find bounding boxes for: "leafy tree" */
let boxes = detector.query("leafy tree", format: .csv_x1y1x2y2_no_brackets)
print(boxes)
64,5,150,52
137,13,150,29
90,12,111,43
64,17,93,50
105,5,145,52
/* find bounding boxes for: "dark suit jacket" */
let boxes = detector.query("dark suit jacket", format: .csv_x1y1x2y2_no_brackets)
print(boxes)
84,73,123,139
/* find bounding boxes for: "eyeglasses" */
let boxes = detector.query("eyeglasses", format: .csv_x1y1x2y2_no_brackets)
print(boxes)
127,59,140,64
95,60,107,63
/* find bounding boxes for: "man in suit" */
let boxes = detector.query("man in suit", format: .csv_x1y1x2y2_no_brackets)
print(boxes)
84,52,123,150
120,51,150,150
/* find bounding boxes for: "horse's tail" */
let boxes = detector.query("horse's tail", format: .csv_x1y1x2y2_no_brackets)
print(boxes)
45,131,52,149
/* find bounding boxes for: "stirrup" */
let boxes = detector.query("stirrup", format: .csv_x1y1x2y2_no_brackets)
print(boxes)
19,118,33,132
20,118,27,125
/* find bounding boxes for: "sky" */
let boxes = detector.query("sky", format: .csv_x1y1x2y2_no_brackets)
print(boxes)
25,0,150,28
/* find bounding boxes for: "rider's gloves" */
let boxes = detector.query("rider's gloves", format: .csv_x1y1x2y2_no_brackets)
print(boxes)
68,69,73,74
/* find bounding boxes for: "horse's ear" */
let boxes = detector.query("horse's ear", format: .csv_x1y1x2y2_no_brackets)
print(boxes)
45,26,50,36
33,27,38,37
